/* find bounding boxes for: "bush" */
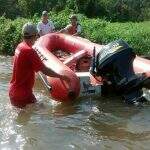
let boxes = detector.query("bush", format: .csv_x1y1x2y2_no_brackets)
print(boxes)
104,21,150,54
0,11,149,55
0,16,28,55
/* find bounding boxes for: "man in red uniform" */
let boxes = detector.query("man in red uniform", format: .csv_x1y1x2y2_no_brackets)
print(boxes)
9,22,70,108
59,15,82,36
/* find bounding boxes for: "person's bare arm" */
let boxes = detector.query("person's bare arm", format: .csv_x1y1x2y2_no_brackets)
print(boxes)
72,32,80,36
38,30,43,36
41,65,69,82
37,23,43,37
59,25,70,33
59,28,67,33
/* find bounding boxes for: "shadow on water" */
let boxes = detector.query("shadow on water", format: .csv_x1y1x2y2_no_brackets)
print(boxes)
15,101,80,125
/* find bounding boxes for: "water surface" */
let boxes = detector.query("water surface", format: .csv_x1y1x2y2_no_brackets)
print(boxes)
0,56,150,150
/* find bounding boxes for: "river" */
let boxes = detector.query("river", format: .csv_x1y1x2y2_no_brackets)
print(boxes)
0,56,150,150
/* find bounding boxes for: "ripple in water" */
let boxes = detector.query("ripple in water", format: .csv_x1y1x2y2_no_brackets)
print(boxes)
0,56,150,150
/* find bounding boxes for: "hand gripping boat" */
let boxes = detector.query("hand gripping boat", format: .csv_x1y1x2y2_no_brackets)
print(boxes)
33,33,150,104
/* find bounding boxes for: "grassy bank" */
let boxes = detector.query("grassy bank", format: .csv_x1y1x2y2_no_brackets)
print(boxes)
0,11,150,55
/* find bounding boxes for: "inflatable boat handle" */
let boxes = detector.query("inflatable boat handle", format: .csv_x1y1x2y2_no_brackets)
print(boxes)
63,49,87,66
38,72,52,91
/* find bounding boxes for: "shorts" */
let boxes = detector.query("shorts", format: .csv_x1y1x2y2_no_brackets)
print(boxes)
9,94,37,108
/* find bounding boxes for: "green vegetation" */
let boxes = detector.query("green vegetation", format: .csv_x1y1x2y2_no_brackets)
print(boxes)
0,16,28,55
1,0,150,22
0,10,150,55
0,0,150,55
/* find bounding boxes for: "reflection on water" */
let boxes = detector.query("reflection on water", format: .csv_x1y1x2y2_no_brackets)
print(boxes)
0,56,150,150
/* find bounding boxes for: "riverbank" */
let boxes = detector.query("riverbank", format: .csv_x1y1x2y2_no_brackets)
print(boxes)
0,11,150,55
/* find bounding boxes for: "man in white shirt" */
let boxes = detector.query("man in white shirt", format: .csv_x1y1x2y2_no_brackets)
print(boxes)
37,11,55,36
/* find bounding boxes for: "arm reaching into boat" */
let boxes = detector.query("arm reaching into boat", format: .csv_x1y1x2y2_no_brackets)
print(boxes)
9,22,71,108
41,66,70,82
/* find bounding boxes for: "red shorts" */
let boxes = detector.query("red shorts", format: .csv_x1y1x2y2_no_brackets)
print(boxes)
9,94,37,108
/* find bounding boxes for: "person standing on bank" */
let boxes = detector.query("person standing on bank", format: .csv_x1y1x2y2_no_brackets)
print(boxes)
9,22,70,108
59,14,82,36
37,11,55,36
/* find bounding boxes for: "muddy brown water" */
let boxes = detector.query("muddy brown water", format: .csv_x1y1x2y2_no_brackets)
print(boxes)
0,56,150,150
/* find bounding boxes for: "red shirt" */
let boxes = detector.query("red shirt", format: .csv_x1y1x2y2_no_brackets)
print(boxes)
67,25,77,35
65,23,81,35
9,41,45,100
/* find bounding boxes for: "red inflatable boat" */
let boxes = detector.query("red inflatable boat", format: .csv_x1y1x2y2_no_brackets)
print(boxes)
33,33,150,103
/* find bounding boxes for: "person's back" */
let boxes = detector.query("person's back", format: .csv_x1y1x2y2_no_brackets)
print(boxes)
10,42,42,98
9,22,71,108
9,39,45,108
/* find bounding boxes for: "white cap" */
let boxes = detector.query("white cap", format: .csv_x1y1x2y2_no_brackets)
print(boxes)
22,22,38,37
